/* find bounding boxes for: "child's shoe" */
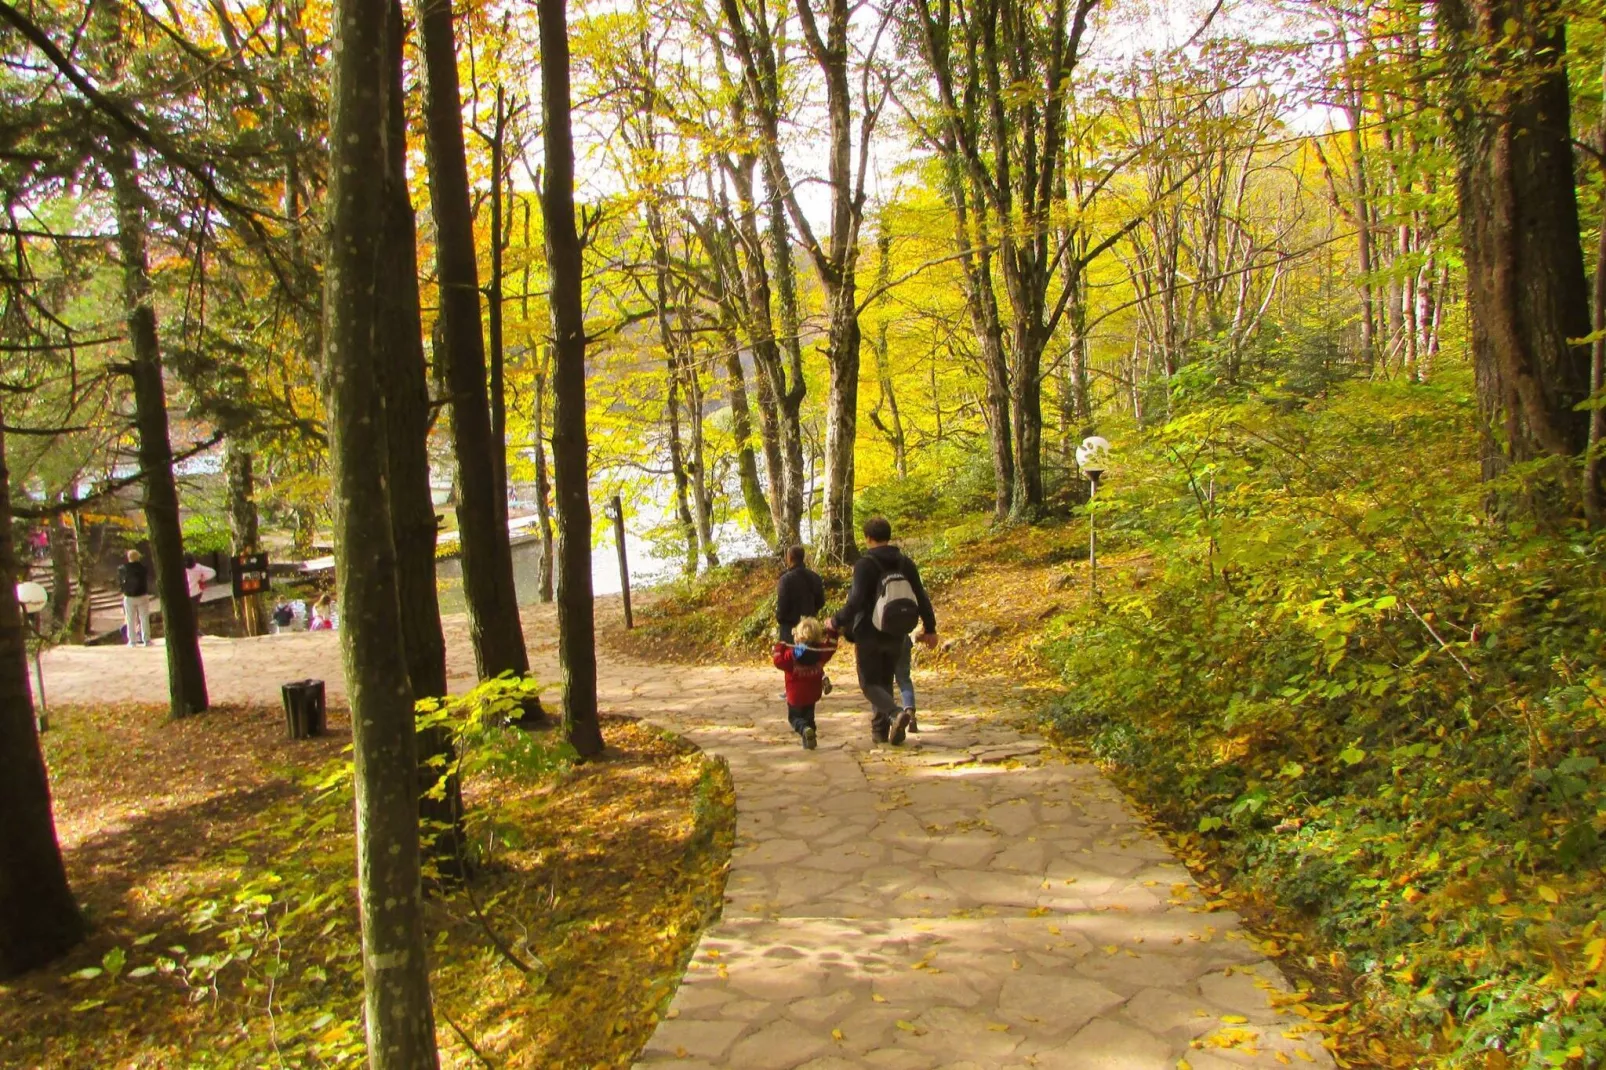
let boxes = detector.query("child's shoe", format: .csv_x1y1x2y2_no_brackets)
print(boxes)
822,676,834,695
802,726,818,750
905,707,919,732
889,710,912,746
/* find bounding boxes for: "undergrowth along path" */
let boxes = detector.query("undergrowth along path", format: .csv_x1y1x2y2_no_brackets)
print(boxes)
629,660,1336,1070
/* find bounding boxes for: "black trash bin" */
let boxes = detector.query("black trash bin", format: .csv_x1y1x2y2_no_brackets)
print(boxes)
281,679,326,739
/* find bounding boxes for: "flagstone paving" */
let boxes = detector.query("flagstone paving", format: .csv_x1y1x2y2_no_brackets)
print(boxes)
38,605,1333,1070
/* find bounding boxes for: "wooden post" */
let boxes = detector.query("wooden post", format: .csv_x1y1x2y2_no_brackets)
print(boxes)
610,494,633,629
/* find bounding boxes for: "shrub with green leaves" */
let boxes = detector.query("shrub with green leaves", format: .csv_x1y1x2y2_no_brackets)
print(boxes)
1041,370,1606,1067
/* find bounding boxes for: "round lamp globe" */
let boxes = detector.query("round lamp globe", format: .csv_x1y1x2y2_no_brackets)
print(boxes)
15,581,48,614
1076,435,1112,478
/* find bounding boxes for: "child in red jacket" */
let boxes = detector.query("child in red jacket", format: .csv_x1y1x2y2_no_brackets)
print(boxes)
773,617,837,750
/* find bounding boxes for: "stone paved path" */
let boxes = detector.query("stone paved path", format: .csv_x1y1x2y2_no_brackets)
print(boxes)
39,607,1333,1070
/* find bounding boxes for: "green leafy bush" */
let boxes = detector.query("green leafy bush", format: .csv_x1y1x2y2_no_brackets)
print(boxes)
1040,371,1606,1067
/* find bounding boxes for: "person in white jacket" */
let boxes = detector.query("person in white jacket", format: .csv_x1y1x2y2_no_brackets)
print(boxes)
184,553,216,608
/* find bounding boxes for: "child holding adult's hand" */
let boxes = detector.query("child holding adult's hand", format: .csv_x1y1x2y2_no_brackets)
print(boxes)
773,617,837,751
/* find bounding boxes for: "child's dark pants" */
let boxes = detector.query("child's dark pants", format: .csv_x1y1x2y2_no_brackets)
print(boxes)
787,703,817,734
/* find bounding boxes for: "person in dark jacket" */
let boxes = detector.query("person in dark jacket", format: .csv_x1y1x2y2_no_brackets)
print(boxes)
826,516,937,745
775,545,826,643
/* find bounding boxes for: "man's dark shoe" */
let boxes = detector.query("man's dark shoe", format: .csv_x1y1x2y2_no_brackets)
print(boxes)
905,707,919,732
889,709,912,746
802,726,818,750
872,725,890,744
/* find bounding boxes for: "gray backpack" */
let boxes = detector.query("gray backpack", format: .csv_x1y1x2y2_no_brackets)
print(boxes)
871,566,921,636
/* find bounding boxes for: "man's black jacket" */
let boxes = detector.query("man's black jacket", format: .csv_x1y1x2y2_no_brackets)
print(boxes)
831,544,936,644
775,564,826,627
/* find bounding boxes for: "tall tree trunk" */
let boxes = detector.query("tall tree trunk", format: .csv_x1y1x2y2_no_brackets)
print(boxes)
416,0,529,680
324,0,441,1059
682,348,719,569
666,356,700,575
723,342,775,546
224,440,267,637
47,506,69,630
486,86,511,534
381,0,465,863
532,364,555,603
109,147,208,719
820,296,861,561
948,163,1012,519
1009,330,1047,517
1587,54,1606,525
0,422,83,980
1441,0,1592,474
65,512,93,643
764,169,808,547
868,233,907,479
539,0,604,759
719,156,791,549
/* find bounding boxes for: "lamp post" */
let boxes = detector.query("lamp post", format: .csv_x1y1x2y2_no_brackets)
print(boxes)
15,580,49,732
603,495,633,629
1075,436,1111,598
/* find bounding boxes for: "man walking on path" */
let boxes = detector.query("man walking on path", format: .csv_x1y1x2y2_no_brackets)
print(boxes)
118,549,153,646
775,545,825,644
828,517,937,745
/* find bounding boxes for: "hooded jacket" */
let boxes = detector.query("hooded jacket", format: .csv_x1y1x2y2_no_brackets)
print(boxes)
830,544,936,644
773,640,837,706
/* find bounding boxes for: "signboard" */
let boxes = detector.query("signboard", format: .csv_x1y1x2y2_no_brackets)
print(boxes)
232,552,270,598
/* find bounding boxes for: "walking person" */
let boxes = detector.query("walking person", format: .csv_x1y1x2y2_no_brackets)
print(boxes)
775,544,825,644
827,517,937,745
117,549,153,646
772,617,837,750
777,544,832,697
183,553,216,610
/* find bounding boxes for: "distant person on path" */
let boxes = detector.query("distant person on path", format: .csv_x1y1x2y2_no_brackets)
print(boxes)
772,617,837,750
827,517,937,745
117,549,153,647
183,553,216,608
775,544,825,644
309,594,336,631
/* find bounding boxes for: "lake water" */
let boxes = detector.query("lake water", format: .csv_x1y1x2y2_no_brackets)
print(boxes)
434,516,767,613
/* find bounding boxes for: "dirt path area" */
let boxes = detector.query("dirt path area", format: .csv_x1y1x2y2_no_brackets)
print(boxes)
40,606,1332,1070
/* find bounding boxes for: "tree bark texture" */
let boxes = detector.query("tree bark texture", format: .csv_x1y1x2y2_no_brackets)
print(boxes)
724,344,777,544
416,0,529,680
109,147,209,718
381,0,465,861
726,155,800,546
682,346,719,569
47,507,70,630
0,422,83,980
532,365,555,603
1441,0,1592,469
539,0,605,759
324,0,442,1060
485,86,512,535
